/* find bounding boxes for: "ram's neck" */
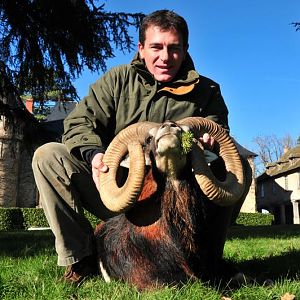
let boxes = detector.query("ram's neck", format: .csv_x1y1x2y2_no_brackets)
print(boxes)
155,154,187,179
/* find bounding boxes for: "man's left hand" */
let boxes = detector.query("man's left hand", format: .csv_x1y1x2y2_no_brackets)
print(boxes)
199,133,215,150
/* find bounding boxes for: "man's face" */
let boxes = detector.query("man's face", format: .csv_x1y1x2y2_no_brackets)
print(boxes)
138,25,188,82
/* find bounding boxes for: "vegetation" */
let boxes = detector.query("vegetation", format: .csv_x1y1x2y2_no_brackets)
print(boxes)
292,22,300,31
234,212,273,226
0,208,101,231
0,1,144,115
1,226,300,299
181,131,194,154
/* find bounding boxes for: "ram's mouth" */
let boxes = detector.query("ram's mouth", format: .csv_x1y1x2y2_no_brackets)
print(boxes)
156,134,182,156
155,132,179,142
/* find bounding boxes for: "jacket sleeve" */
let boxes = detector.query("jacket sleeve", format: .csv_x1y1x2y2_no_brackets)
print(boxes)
202,83,229,132
62,69,117,161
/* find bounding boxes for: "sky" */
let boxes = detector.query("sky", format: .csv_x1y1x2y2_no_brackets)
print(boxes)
73,0,300,152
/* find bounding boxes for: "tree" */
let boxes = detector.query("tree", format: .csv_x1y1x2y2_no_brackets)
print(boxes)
0,0,144,110
292,22,300,31
252,134,296,175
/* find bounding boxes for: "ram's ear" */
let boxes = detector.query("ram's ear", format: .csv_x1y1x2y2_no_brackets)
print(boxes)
148,127,158,137
181,125,190,133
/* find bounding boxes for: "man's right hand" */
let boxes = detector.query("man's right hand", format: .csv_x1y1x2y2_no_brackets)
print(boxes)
91,153,108,190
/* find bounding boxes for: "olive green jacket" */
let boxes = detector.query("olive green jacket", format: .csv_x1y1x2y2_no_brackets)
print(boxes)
62,52,229,160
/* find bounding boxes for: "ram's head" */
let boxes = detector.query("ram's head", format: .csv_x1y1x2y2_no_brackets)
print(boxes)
98,117,245,213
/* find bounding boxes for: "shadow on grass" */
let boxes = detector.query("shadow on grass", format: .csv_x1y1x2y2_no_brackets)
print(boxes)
228,224,300,240
0,230,55,257
234,250,300,284
1,227,300,285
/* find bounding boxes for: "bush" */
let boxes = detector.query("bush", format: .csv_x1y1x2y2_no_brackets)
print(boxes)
22,208,49,229
0,208,102,231
0,208,25,231
235,212,274,226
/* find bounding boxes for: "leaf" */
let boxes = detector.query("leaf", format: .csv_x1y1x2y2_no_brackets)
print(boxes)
281,292,295,300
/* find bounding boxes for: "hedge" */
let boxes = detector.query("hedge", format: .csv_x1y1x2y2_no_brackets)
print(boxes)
235,212,274,226
0,208,274,231
0,208,100,231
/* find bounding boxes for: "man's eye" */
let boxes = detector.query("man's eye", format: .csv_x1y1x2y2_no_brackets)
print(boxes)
151,45,162,50
170,46,181,52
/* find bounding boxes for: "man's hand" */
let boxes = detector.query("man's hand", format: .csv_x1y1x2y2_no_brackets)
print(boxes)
199,133,215,150
91,153,108,190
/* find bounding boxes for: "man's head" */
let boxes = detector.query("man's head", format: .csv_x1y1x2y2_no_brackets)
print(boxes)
138,10,189,82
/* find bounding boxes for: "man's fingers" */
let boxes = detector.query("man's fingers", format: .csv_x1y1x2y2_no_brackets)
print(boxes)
91,153,109,173
99,164,108,173
200,133,215,150
202,133,210,143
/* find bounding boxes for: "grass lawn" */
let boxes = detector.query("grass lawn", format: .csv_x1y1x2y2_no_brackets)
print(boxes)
1,225,300,299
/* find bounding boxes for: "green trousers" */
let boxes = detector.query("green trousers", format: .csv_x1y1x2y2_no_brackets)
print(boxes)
32,142,116,266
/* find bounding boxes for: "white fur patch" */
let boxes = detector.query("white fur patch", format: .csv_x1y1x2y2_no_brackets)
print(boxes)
99,260,111,283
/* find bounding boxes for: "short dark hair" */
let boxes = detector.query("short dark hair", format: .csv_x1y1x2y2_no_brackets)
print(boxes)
139,10,189,47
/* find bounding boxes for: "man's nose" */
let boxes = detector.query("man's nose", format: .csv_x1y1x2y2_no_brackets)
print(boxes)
160,48,169,62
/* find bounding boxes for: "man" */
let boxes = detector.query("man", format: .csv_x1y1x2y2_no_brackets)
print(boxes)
32,9,229,285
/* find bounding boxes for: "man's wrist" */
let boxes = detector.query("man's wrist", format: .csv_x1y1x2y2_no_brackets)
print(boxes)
82,147,105,165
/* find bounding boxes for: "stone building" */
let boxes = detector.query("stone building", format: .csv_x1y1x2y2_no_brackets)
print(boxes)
0,95,75,207
234,140,258,213
256,145,300,224
0,104,38,207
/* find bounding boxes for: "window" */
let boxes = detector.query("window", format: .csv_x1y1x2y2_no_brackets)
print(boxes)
285,175,288,190
260,183,265,198
272,181,276,194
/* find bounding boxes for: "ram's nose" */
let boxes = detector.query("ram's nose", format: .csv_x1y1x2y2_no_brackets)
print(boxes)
157,121,182,137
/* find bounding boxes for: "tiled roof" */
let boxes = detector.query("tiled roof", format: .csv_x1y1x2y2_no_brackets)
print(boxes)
45,101,76,121
264,145,300,177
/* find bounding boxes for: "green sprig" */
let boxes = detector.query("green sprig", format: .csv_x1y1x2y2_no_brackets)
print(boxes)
180,131,194,154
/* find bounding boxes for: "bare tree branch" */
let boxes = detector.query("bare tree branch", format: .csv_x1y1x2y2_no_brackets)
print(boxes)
252,134,297,175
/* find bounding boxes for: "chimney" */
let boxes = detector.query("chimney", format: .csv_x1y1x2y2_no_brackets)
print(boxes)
25,98,34,113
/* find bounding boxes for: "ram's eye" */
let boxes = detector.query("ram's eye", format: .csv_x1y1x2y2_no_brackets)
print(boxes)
145,135,153,144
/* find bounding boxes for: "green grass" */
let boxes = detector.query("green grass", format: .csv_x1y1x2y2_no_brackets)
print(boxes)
1,226,300,299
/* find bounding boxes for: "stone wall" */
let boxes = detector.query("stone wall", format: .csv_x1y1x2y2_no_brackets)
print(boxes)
0,116,37,207
240,157,257,213
0,137,20,206
17,145,38,207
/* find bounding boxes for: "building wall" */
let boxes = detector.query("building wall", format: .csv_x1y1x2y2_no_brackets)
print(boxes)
0,138,20,206
17,145,38,207
257,167,300,224
240,157,257,213
0,116,37,207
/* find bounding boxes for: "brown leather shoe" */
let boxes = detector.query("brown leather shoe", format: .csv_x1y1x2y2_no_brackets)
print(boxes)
63,255,98,286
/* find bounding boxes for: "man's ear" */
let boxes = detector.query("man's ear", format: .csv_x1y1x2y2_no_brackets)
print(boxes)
138,41,144,59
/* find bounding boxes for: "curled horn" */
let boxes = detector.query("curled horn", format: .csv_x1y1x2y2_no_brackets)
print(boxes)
98,122,159,213
177,117,245,206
